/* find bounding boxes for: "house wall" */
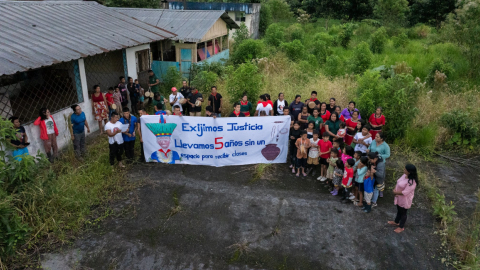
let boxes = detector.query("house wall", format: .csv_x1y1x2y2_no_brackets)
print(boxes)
200,18,228,42
125,44,151,81
226,4,260,40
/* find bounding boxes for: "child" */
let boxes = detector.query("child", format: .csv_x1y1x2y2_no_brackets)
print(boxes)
135,79,144,109
295,130,311,177
340,158,355,203
331,159,344,196
363,168,375,213
205,106,216,118
353,124,372,154
9,116,29,161
153,92,166,112
337,122,346,141
289,121,302,172
105,87,115,119
326,148,339,190
317,132,332,181
112,86,123,115
333,138,343,159
354,156,368,207
307,130,320,175
341,145,354,165
306,121,315,139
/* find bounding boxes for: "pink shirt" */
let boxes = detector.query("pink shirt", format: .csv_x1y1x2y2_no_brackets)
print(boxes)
394,174,417,209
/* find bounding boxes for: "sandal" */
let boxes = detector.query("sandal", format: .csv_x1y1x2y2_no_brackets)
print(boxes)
296,173,300,177
394,227,404,233
353,201,358,206
302,173,307,177
387,221,399,226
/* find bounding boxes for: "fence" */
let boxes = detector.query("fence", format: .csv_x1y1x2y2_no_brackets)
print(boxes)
84,50,125,94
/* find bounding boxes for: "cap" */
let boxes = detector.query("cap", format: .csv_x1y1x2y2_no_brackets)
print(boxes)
171,87,177,92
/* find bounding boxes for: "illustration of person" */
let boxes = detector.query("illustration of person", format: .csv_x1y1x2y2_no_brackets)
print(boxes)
145,114,181,164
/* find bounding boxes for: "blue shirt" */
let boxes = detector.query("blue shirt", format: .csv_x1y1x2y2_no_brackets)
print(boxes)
364,176,375,193
71,112,86,134
120,115,138,142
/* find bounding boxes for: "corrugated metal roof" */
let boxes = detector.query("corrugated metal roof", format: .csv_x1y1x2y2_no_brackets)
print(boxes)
169,2,261,14
0,1,176,76
112,8,239,43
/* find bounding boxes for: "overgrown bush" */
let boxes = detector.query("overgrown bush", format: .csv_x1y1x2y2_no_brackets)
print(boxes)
280,40,306,61
265,0,293,21
312,32,334,46
335,23,355,48
392,32,409,48
440,109,479,148
191,71,219,94
265,23,285,47
408,23,431,39
426,58,454,86
231,39,266,65
233,23,250,47
311,40,331,63
160,66,182,95
351,41,373,74
374,0,409,28
285,23,305,41
226,62,263,103
404,124,438,155
324,55,343,77
369,27,388,53
190,61,227,80
259,3,272,36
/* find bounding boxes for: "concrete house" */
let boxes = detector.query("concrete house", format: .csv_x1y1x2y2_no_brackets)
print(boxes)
0,1,175,157
169,1,261,40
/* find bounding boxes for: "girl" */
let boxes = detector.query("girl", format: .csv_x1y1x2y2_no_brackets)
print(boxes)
295,130,311,177
307,130,320,175
319,102,331,135
335,106,345,122
363,168,374,213
33,108,59,163
369,107,385,139
91,85,108,134
273,93,288,116
344,110,360,146
388,164,418,233
354,156,369,207
326,148,339,191
135,79,144,110
331,159,344,196
306,121,315,139
337,122,346,141
324,112,341,141
297,106,310,129
289,122,302,172
341,145,355,165
240,93,253,117
113,86,123,115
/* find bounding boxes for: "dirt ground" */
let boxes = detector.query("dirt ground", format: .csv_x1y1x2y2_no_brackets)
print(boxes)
41,161,450,270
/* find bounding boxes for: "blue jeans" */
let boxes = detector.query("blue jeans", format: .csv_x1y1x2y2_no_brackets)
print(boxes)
372,186,379,203
13,147,29,161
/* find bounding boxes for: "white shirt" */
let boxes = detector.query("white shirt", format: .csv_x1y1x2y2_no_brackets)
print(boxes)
354,132,372,153
44,117,55,134
256,103,272,116
308,138,320,158
276,100,285,115
105,121,124,144
169,93,184,111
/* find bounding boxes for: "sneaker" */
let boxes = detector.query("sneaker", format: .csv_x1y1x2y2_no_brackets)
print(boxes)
317,176,323,181
320,177,327,182
292,168,296,173
332,190,338,196
330,190,335,194
349,195,355,200
372,203,378,207
349,192,354,197
379,191,384,198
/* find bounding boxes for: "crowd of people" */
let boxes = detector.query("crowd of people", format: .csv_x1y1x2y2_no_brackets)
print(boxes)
7,71,418,233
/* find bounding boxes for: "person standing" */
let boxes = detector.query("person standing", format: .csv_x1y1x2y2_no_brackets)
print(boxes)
127,77,139,115
240,93,253,117
307,108,323,131
118,76,129,109
305,91,321,115
341,101,361,120
324,112,341,141
319,102,331,135
297,106,310,129
187,87,203,116
353,124,372,154
230,102,246,117
113,86,123,115
368,151,386,207
137,108,148,162
368,107,386,139
119,107,138,164
388,164,418,233
169,87,184,113
179,80,192,115
255,94,273,116
273,93,288,116
208,86,223,117
34,108,59,163
70,104,90,160
326,98,336,114
148,70,160,94
105,112,124,168
91,85,108,134
8,116,29,161
288,95,304,121
335,105,345,122
345,111,360,146
105,87,115,119
367,132,391,160
153,92,167,112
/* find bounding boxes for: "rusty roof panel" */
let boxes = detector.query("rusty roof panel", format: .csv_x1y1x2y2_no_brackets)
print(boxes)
0,1,176,76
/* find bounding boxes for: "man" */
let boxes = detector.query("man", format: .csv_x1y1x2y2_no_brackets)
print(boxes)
169,87,184,113
105,112,124,168
229,102,246,117
172,105,182,116
327,98,336,114
179,80,191,115
146,114,181,164
205,106,216,118
208,86,223,117
289,95,304,120
153,92,167,112
341,101,362,120
119,107,139,163
137,108,148,162
70,104,90,160
148,70,160,94
305,91,321,115
283,107,294,128
9,116,29,161
187,87,203,116
118,76,129,109
127,77,139,114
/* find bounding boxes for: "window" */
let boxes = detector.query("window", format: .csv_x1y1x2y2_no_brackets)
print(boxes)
0,61,82,123
235,12,246,22
84,50,125,95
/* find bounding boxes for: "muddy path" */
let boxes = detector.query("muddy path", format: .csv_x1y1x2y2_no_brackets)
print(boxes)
41,162,448,270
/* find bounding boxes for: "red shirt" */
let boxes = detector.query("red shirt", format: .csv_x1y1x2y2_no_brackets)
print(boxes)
339,114,345,122
369,114,385,126
92,93,105,102
318,139,332,159
345,118,359,134
320,110,331,123
105,93,114,105
342,167,354,187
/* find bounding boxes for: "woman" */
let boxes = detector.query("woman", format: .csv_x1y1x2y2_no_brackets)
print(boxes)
335,106,345,122
319,102,331,135
240,93,253,117
297,106,310,129
70,104,90,160
367,132,391,160
368,151,386,207
388,164,418,233
273,93,288,116
324,112,341,141
341,101,361,120
288,95,304,120
34,108,59,163
344,111,360,146
369,107,385,139
254,94,273,116
91,85,109,134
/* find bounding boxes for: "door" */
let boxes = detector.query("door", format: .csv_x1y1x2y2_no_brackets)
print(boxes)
136,49,151,88
180,48,192,79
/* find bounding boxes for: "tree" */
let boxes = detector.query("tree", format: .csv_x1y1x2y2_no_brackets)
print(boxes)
103,0,157,8
226,62,263,103
191,71,218,94
232,23,250,48
265,24,285,47
369,27,388,53
408,0,456,28
374,0,409,27
351,41,373,74
267,0,294,21
301,0,348,29
259,3,273,36
231,39,266,65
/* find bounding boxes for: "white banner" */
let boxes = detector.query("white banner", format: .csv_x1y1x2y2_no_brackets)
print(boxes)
140,115,290,167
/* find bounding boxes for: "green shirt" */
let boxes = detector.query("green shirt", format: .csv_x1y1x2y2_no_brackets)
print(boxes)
240,101,252,115
152,96,166,110
149,75,159,93
325,120,341,139
307,115,323,130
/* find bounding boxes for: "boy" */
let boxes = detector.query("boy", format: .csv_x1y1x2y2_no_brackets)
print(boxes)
341,158,355,203
306,130,320,175
333,138,343,159
205,106,216,118
317,133,332,181
295,130,311,177
153,92,166,112
363,168,374,213
283,107,294,128
105,112,124,168
172,105,182,116
9,116,29,161
105,87,115,119
119,107,139,163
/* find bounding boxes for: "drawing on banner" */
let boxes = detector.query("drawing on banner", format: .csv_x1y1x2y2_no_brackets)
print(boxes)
262,123,290,161
145,114,181,164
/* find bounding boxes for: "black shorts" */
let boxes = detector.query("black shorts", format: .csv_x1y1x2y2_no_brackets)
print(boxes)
296,158,307,168
319,158,328,165
356,182,364,192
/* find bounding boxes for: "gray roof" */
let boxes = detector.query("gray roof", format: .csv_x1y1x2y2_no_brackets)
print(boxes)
112,8,239,43
0,1,176,76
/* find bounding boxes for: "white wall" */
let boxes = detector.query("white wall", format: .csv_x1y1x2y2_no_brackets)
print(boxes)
228,12,253,40
125,44,150,80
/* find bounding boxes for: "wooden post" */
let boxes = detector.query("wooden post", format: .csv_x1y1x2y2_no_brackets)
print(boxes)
227,36,229,51
212,38,215,55
160,41,164,61
194,43,198,63
219,37,223,52
204,41,207,60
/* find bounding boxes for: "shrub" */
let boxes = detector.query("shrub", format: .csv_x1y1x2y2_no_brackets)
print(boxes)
280,40,306,61
191,71,219,94
160,66,182,95
336,23,355,48
440,109,478,148
296,8,311,24
426,58,454,86
191,61,227,80
392,32,409,48
374,0,409,28
312,32,334,46
259,3,272,36
369,27,388,53
324,55,343,77
265,23,285,47
233,23,250,47
408,24,431,39
285,23,305,42
404,124,438,155
351,41,373,74
231,39,266,65
265,0,293,21
226,62,263,103
312,40,331,63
